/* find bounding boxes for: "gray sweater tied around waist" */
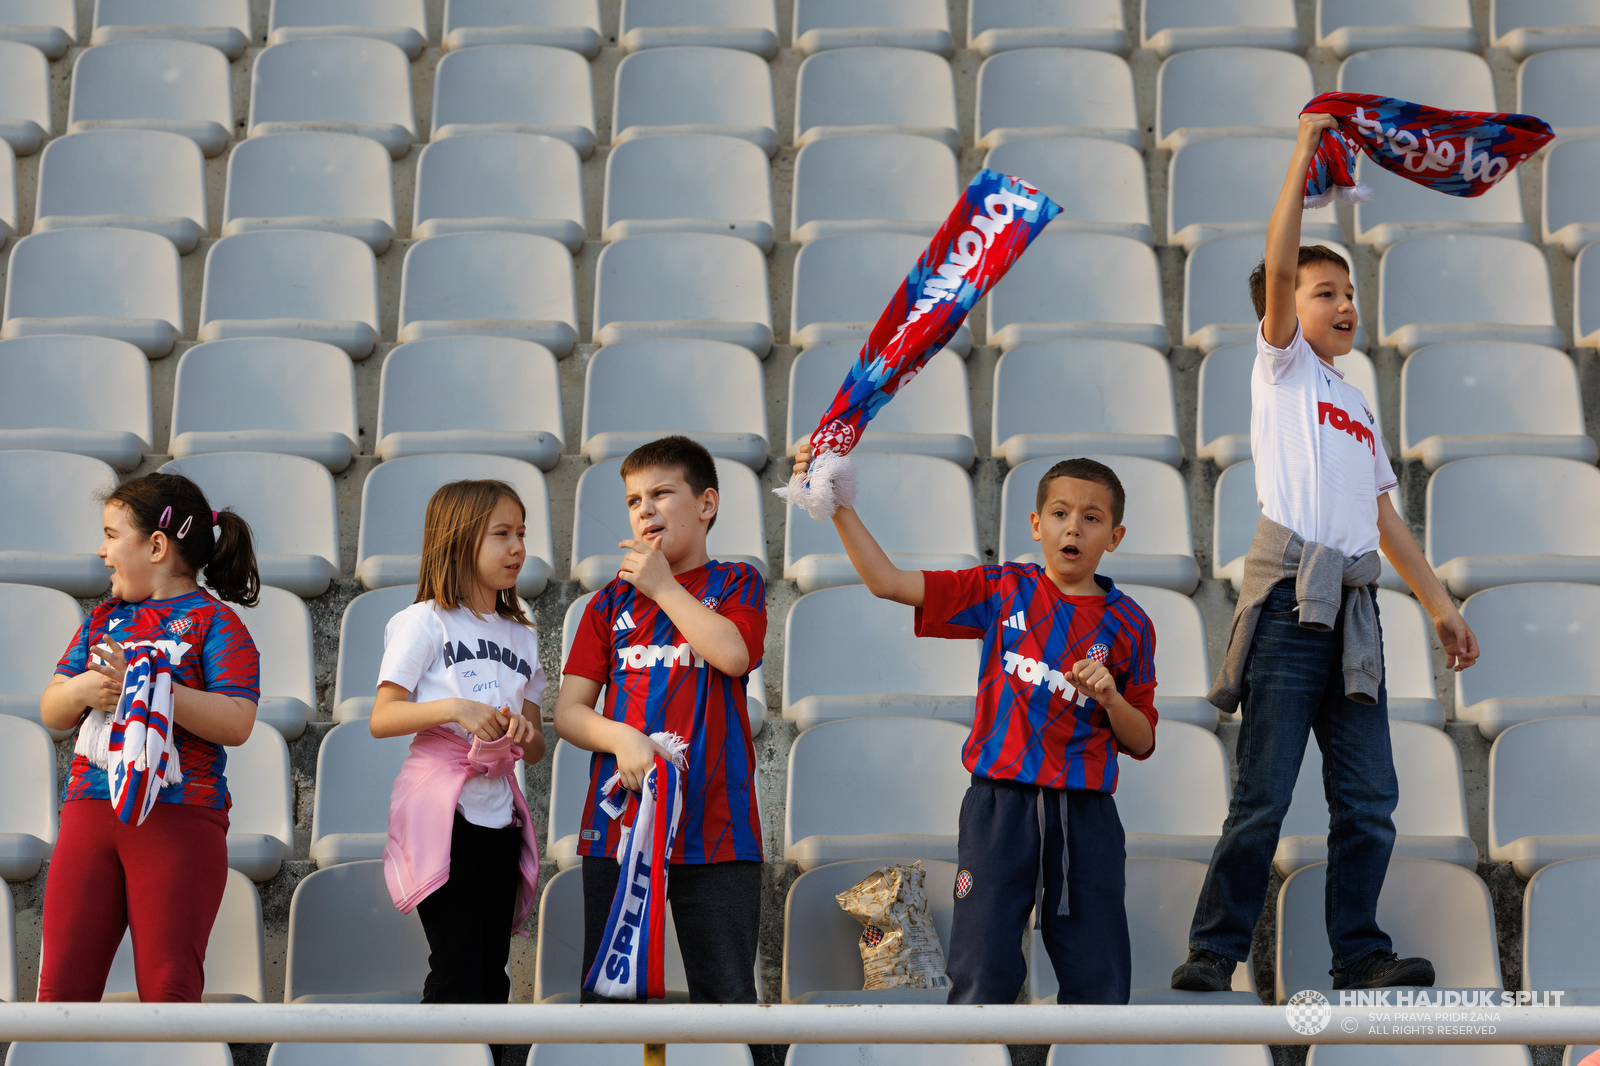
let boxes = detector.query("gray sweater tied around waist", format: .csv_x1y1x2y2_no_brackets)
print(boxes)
1208,515,1384,714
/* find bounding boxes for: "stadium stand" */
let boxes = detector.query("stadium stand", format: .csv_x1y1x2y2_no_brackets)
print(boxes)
396,231,579,353
67,38,233,156
222,131,396,253
985,137,1152,243
1457,582,1600,738
0,715,55,881
1380,234,1563,354
793,0,953,56
1522,855,1600,1005
198,230,381,358
1199,346,1380,466
581,338,769,467
268,0,428,58
1355,154,1529,251
1490,716,1600,879
284,859,430,1001
1338,45,1497,111
1154,48,1312,150
307,723,415,868
34,129,207,253
230,585,318,739
1141,0,1302,56
1167,139,1341,249
601,133,774,249
1000,455,1200,594
782,858,958,1002
617,0,779,58
356,452,555,596
442,0,603,55
611,45,777,153
1050,1049,1271,1066
375,337,564,467
332,584,415,723
793,46,958,149
0,335,151,470
1493,0,1600,58
0,0,73,57
1116,586,1216,727
1317,0,1480,56
788,344,972,465
0,38,49,155
248,37,416,159
1544,136,1600,255
89,0,251,57
2,227,183,356
790,132,959,243
789,233,974,353
967,0,1129,55
430,42,595,156
986,231,1168,352
991,340,1180,466
1518,48,1600,138
973,48,1139,150
1114,723,1231,860
169,338,360,472
0,583,82,732
1276,857,1502,1001
1400,342,1596,469
269,1045,494,1066
784,718,967,869
0,450,118,596
1184,235,1363,350
101,868,265,1001
410,132,587,250
1,879,12,1000
223,721,295,881
3,1044,235,1065
160,451,341,598
592,231,773,355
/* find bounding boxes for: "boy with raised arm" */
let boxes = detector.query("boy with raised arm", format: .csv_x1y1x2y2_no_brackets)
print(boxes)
1170,113,1480,994
791,450,1158,1005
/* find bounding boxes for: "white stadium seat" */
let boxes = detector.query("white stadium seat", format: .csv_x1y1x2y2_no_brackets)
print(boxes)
411,132,585,250
268,0,427,57
1400,342,1596,469
35,129,208,253
357,453,555,596
1001,455,1200,594
974,48,1139,150
0,715,56,881
332,584,415,723
1457,582,1600,738
592,232,773,356
581,338,768,468
308,724,415,868
789,232,973,354
570,456,767,590
102,868,265,1001
1427,455,1600,597
1522,855,1600,1006
248,37,416,159
68,39,233,156
285,859,429,1001
397,231,578,354
1580,242,1600,348
2,227,183,357
1544,136,1600,255
790,133,959,244
967,0,1128,57
1354,154,1529,251
1197,346,1381,466
1374,589,1445,726
1493,0,1600,58
90,0,251,57
618,0,779,57
0,335,151,470
160,452,342,598
199,230,381,359
271,1045,494,1066
986,232,1168,353
794,46,958,149
1155,48,1312,150
1490,717,1600,879
1519,48,1600,138
991,340,1180,467
1,879,13,999
0,38,50,154
1380,234,1562,355
230,586,317,740
0,140,11,244
169,338,360,472
985,137,1151,243
1338,46,1496,111
0,0,74,57
430,43,595,156
223,721,295,880
376,337,564,468
0,451,118,596
1168,139,1341,249
601,133,774,249
1317,0,1479,57
1115,723,1231,860
1142,0,1302,57
443,0,602,56
786,453,979,594
222,131,395,253
787,344,973,466
1183,234,1363,351
611,45,777,154
1117,586,1216,728
0,583,83,730
793,0,953,56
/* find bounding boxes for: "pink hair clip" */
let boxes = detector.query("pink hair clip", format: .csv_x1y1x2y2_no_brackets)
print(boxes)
211,510,219,525
177,515,194,539
158,506,172,529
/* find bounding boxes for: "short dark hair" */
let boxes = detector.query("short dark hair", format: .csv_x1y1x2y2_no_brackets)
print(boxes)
1249,245,1351,320
1035,458,1126,526
619,435,720,529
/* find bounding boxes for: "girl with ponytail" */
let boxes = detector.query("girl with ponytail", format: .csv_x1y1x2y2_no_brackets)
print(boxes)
36,472,263,1002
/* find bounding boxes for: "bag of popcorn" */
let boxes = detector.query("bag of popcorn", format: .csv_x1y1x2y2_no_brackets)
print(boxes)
835,861,952,991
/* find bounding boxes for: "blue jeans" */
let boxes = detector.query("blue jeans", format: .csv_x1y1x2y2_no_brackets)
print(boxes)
1188,579,1399,971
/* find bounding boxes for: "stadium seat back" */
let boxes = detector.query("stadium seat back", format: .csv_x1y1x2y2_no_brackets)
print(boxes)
618,0,778,57
0,715,57,881
602,133,774,248
430,42,595,154
985,231,1168,352
248,36,416,158
1519,48,1600,135
443,0,604,55
228,585,317,739
0,334,152,471
1155,47,1311,148
1354,153,1528,250
0,583,83,722
1317,0,1479,56
267,0,428,57
787,343,973,466
789,233,975,354
91,0,251,57
1489,716,1600,877
222,130,396,252
1167,138,1340,249
793,0,952,56
284,859,429,1000
3,227,183,357
35,129,207,251
309,722,415,865
1113,722,1231,855
1522,855,1600,996
611,44,776,152
592,231,773,355
223,720,295,880
103,868,265,1001
967,0,1129,58
1338,45,1496,111
974,47,1138,148
985,136,1151,242
0,38,50,154
794,46,957,148
0,450,119,596
397,230,578,354
1457,582,1600,730
411,132,585,248
332,583,417,721
67,39,233,155
789,133,959,243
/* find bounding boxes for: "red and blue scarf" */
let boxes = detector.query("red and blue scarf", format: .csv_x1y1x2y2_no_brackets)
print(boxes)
76,646,182,826
1299,91,1553,208
779,169,1060,520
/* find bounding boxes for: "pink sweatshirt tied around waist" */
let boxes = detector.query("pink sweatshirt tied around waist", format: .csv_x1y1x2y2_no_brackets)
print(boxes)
384,725,540,932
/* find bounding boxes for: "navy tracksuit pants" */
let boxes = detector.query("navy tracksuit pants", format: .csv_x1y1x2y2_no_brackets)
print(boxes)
945,775,1132,1005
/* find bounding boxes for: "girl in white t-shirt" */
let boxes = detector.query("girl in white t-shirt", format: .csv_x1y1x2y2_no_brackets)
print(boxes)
371,479,547,1005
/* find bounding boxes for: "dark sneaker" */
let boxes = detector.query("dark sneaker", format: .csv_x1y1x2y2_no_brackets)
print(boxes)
1171,949,1238,991
1331,950,1436,990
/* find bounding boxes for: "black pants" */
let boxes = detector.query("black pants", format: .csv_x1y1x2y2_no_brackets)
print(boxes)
416,812,523,1004
580,856,762,1004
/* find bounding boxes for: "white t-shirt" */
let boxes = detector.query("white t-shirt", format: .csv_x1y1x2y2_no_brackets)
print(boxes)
378,600,547,828
1252,322,1399,559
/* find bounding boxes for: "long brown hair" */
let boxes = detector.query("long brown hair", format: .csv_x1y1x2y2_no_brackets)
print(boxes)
104,473,261,606
416,479,530,624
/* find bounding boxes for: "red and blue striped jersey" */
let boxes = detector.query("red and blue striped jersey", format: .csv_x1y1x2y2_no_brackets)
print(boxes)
915,564,1158,792
56,590,260,809
564,561,766,865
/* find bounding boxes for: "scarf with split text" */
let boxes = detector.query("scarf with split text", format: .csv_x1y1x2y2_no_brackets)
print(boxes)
74,645,183,826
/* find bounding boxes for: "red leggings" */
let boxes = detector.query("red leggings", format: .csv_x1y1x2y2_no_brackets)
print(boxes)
39,799,229,1002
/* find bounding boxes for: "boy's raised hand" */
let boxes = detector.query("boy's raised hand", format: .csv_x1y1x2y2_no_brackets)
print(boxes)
1070,659,1119,705
618,536,674,599
1296,111,1339,154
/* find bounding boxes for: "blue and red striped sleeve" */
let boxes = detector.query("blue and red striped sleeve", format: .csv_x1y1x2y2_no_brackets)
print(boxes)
564,588,616,683
914,566,1004,639
200,602,260,701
